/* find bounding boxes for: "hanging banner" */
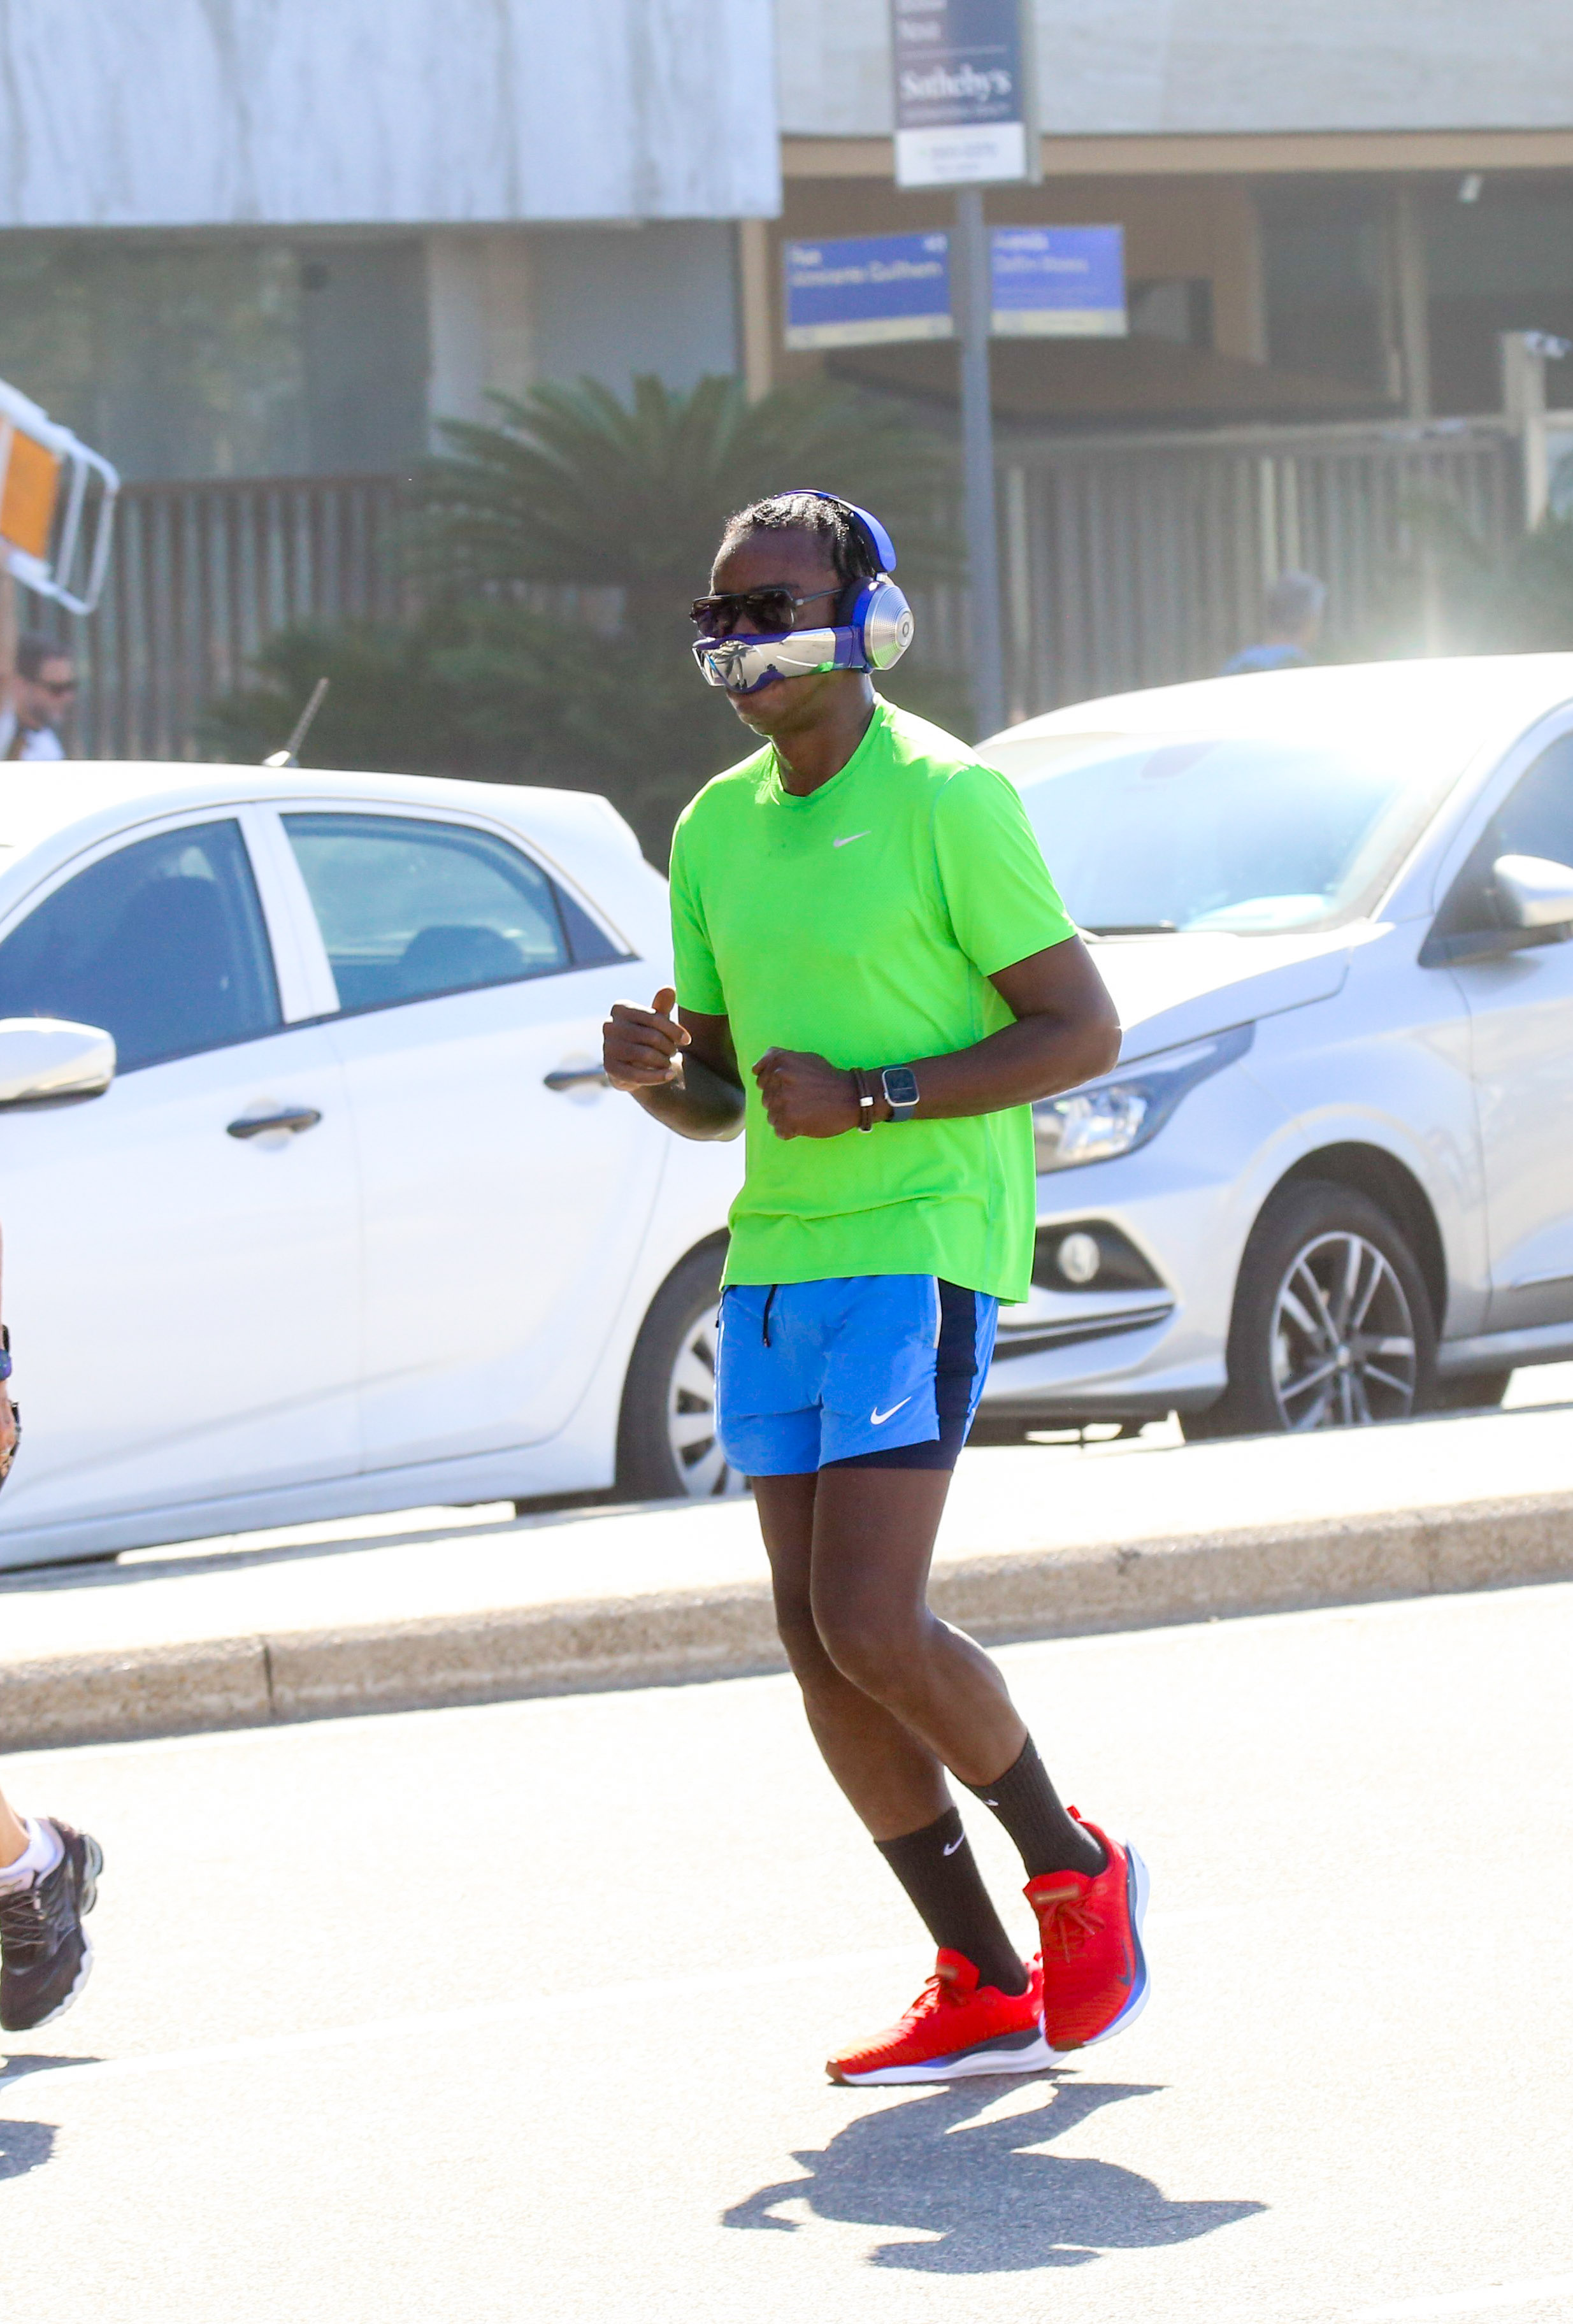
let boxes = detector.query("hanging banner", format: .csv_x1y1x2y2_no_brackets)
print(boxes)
990,224,1128,338
891,0,1038,190
783,232,953,350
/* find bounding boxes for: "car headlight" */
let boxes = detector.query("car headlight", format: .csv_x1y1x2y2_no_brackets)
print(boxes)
1033,1022,1254,1173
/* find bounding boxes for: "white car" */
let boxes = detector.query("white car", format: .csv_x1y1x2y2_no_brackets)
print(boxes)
975,656,1573,1437
0,766,742,1570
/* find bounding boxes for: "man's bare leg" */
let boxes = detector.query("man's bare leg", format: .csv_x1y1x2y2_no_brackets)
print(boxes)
754,1468,1031,1998
754,1468,1026,1820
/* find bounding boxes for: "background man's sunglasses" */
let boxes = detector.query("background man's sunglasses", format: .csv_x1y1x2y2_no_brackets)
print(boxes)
690,585,841,639
36,680,76,696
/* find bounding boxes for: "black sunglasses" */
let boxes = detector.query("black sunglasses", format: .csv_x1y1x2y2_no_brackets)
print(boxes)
690,584,841,639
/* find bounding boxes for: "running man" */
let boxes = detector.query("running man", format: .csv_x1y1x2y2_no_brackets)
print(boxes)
602,491,1150,2084
0,1229,102,2035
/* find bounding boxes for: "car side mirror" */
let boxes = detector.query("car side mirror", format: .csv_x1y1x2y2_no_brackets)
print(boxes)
0,1017,116,1107
1493,852,1573,931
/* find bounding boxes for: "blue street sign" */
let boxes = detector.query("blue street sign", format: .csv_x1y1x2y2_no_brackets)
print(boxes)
892,0,1036,188
990,224,1127,338
782,232,953,351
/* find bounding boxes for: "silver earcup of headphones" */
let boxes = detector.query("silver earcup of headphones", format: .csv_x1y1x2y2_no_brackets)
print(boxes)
857,576,915,671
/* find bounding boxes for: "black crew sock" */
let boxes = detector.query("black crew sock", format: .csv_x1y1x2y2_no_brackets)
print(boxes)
875,1806,1029,1997
966,1735,1107,1881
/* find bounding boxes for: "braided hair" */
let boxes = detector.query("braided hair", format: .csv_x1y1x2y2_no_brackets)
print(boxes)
715,492,879,586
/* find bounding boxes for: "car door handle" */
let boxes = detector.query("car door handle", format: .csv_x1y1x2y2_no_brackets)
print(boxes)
227,1107,323,1140
543,1065,610,1091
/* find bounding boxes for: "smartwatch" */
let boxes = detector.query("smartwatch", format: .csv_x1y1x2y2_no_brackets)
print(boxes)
0,1326,11,1383
880,1066,920,1123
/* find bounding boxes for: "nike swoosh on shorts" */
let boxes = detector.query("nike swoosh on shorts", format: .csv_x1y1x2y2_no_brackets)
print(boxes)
870,1398,911,1426
833,831,872,848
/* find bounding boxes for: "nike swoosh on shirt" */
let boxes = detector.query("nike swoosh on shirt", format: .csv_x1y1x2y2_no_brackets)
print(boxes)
833,831,872,848
870,1398,911,1426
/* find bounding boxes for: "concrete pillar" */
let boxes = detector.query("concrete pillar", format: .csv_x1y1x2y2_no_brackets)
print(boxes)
1392,187,1432,420
424,232,536,440
1210,185,1267,366
737,219,774,401
1502,331,1553,528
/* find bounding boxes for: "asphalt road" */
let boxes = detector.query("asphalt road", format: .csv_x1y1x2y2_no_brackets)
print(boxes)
1,1577,1570,2324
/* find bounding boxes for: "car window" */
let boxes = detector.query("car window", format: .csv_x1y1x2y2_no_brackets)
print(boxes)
1491,735,1573,868
0,819,280,1073
282,813,621,1014
1431,734,1573,944
993,728,1468,937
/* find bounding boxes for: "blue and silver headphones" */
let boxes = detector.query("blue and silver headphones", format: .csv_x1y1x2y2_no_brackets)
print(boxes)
691,491,916,697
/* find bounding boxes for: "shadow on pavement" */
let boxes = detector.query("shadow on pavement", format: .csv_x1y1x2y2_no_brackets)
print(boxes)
722,2074,1265,2273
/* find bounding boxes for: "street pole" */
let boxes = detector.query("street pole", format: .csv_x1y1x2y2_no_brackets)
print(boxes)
955,185,1005,741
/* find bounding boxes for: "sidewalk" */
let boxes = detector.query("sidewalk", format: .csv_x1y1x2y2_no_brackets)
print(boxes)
2,1402,1570,1750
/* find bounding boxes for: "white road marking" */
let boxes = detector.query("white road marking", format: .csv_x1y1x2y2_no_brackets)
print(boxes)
0,1902,1224,2103
1354,2277,1573,2319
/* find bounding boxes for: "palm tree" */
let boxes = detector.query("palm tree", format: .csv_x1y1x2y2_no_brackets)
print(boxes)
408,371,959,638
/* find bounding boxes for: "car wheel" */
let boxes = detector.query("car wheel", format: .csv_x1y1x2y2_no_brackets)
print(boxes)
1181,1180,1437,1440
1430,1370,1511,1412
616,1244,747,1501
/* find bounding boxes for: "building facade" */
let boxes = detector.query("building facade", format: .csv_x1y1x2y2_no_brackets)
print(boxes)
0,0,780,481
761,0,1573,428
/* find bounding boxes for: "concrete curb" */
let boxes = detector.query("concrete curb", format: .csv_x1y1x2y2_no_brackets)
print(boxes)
4,1488,1572,1752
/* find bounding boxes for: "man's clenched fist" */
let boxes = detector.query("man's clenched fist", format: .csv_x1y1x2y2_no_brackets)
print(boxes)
753,1047,861,1140
603,987,691,1091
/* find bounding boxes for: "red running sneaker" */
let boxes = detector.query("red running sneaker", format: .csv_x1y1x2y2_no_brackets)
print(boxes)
1026,1814,1151,2053
826,1950,1053,2086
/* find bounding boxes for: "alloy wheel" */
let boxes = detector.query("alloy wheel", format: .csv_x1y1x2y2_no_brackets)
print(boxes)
1269,1230,1418,1429
665,1302,745,1496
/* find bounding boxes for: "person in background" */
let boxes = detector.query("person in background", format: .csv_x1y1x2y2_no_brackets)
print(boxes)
1221,571,1326,675
0,631,76,762
0,1227,103,2034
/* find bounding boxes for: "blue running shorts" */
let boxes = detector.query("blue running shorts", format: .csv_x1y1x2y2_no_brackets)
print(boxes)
714,1275,1000,1477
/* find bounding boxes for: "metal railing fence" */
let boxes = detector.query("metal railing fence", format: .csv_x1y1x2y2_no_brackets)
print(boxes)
31,473,413,762
983,417,1523,722
24,418,1526,761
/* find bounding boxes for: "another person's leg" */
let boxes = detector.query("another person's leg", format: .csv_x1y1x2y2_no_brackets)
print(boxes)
0,1778,102,2034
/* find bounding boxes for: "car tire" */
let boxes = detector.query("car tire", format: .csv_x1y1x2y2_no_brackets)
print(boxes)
1180,1179,1437,1440
1430,1370,1511,1412
615,1242,746,1501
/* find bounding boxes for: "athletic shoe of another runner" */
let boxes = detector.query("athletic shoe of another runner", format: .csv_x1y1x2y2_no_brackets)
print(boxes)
826,1949,1054,2086
0,1819,103,2033
1025,1813,1150,2053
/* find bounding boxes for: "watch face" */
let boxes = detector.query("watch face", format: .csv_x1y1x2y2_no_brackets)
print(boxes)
882,1067,920,1108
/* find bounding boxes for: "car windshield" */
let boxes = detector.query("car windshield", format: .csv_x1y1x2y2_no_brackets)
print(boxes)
991,726,1470,936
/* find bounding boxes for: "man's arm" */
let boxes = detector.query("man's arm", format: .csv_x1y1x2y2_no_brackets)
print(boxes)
602,988,745,1142
752,937,1120,1140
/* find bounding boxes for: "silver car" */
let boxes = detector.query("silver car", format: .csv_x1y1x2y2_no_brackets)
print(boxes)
975,656,1573,1437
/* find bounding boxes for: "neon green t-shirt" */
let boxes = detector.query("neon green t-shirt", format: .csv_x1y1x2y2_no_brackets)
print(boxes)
668,699,1075,1303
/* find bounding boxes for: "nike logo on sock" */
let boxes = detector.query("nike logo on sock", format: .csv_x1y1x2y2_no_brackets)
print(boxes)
870,1398,911,1426
942,1834,965,1856
833,831,872,848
